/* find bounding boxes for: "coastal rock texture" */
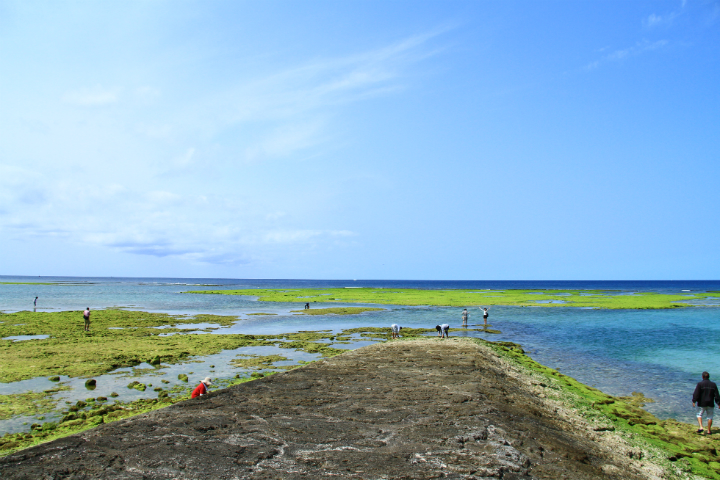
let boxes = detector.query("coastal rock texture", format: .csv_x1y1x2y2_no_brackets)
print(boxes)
1,339,663,479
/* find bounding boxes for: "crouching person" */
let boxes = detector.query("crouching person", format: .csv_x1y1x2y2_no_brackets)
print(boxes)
191,377,212,398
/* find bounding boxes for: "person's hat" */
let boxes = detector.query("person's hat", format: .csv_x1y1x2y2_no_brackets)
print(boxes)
203,377,212,385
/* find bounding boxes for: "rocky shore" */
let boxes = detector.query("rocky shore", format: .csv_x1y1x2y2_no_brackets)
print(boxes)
1,338,668,479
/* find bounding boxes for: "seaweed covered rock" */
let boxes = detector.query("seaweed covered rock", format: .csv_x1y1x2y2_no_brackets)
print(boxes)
127,381,146,392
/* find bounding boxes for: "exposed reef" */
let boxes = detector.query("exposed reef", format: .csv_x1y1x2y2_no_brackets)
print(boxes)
189,287,720,309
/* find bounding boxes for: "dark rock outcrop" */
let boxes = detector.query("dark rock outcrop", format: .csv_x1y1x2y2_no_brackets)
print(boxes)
0,339,655,479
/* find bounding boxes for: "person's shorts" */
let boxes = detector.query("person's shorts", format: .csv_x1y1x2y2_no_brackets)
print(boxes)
84,317,89,323
697,406,714,420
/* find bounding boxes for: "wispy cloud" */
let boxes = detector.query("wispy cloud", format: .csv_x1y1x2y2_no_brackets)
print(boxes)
177,30,446,162
62,86,121,106
643,12,680,28
0,169,360,266
585,39,669,70
1,29,445,268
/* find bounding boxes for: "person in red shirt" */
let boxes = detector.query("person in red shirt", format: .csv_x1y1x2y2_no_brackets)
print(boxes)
191,377,212,398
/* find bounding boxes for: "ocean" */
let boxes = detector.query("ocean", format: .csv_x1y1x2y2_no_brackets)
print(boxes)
2,276,720,428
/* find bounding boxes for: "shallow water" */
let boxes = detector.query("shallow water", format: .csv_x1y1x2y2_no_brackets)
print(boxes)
2,335,50,341
2,276,720,432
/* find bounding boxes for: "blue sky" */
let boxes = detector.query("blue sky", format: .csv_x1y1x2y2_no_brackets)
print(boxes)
1,1,718,279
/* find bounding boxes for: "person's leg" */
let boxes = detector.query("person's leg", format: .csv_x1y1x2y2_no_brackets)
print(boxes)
707,408,714,434
697,405,706,433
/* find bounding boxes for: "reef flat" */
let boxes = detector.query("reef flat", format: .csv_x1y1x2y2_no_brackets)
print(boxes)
0,338,676,479
0,309,397,383
289,306,385,315
188,287,720,309
3,310,720,478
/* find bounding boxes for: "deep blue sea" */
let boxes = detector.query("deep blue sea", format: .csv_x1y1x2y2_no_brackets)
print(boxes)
2,276,720,429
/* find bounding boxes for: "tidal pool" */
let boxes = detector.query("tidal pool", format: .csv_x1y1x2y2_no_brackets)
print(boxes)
2,335,50,341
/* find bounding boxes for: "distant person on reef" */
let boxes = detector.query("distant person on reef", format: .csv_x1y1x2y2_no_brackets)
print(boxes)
390,324,402,339
305,303,310,310
34,296,38,307
436,324,449,338
693,371,720,435
481,307,489,326
461,309,468,327
191,377,212,398
83,307,91,331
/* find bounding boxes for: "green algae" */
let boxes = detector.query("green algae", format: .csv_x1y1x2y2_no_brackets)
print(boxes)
231,354,289,368
480,338,720,480
0,310,276,382
0,385,70,420
0,373,274,457
127,381,147,392
290,307,384,315
189,287,720,310
246,313,277,316
0,310,420,383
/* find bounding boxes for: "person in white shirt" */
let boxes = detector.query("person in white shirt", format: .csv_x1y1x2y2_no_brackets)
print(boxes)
436,324,450,338
390,324,402,339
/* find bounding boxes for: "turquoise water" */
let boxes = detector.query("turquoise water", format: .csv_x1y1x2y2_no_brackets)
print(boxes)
2,276,719,429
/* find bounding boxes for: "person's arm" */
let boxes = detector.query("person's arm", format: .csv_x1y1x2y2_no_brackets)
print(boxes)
693,384,701,405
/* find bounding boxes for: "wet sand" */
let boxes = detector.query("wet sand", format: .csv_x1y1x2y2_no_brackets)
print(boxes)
0,338,664,479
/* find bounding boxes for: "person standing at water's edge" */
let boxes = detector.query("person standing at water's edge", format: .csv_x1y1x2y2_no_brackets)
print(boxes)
461,309,468,327
83,307,91,331
34,296,38,307
481,307,489,326
693,371,720,435
191,377,212,398
390,324,402,339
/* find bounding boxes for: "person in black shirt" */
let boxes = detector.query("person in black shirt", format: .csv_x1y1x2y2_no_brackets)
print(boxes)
692,371,720,435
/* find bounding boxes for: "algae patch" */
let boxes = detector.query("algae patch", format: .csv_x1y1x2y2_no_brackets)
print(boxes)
0,385,70,420
231,354,289,368
483,338,720,480
189,287,720,310
290,307,384,315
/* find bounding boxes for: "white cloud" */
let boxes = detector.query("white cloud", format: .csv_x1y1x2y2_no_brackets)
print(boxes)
643,12,679,28
0,171,359,266
62,86,121,106
585,40,668,70
175,30,445,162
0,30,442,269
244,122,324,161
